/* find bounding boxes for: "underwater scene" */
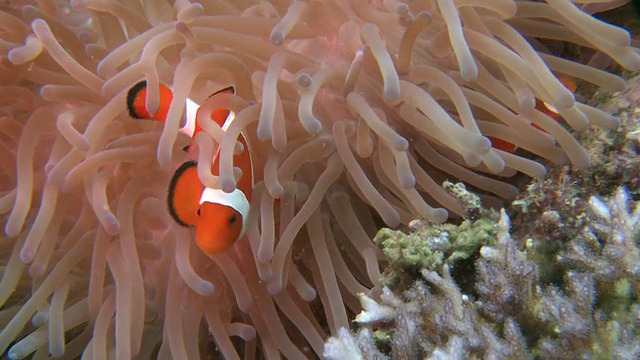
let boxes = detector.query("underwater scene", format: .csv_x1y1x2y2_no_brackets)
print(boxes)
1,0,640,359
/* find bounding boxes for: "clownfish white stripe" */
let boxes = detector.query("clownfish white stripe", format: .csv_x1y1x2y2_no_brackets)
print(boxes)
180,97,237,142
221,112,236,131
180,97,200,137
199,187,250,238
180,97,236,137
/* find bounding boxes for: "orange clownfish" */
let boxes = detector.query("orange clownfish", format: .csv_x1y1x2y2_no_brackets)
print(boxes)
489,76,576,153
126,81,253,255
127,80,235,143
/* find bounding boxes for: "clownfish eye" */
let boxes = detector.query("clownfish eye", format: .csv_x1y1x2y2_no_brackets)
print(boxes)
197,208,201,216
228,214,237,224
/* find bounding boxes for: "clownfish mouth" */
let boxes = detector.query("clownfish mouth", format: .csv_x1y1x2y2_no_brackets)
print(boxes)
195,193,249,255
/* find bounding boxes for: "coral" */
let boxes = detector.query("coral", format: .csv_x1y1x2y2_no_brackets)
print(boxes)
374,211,497,288
443,181,484,220
330,204,640,358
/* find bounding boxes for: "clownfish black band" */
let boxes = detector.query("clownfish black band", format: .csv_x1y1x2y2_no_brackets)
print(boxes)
167,160,198,227
126,80,148,119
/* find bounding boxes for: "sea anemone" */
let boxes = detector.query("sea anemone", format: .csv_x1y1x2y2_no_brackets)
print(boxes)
0,0,638,358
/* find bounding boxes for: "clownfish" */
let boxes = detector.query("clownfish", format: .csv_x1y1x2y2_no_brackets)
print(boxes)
489,76,576,153
126,80,234,143
126,81,253,255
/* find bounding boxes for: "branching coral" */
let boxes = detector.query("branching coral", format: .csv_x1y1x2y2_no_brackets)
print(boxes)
0,0,639,358
338,200,640,358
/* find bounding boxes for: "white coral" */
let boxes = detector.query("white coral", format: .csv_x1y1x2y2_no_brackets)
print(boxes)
355,291,396,324
322,327,364,360
587,187,640,276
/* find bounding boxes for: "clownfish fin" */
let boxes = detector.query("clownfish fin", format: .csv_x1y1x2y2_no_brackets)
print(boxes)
167,161,202,227
209,85,235,98
126,80,174,121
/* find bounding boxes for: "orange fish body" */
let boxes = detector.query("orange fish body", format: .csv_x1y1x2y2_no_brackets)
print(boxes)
127,82,253,255
489,76,576,153
127,81,174,121
194,89,253,255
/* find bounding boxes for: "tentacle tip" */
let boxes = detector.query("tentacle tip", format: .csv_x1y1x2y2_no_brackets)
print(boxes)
6,348,19,360
395,138,409,151
28,264,45,278
244,328,257,340
20,249,35,264
221,180,237,194
70,0,86,9
476,136,492,155
296,73,312,88
460,65,478,82
608,115,622,128
31,312,48,327
302,289,317,302
100,81,112,97
395,3,409,16
464,153,482,167
4,225,20,238
270,185,285,199
415,11,432,22
197,282,215,296
384,211,401,229
626,54,640,72
258,267,273,281
518,95,536,112
573,156,592,171
574,122,589,133
384,86,401,103
177,4,204,23
270,30,285,46
257,127,273,141
174,21,187,32
533,168,547,179
267,280,282,295
556,93,576,110
104,220,121,236
429,208,448,224
234,142,245,155
307,120,323,134
400,175,416,190
238,300,252,313
31,18,47,30
7,50,25,66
